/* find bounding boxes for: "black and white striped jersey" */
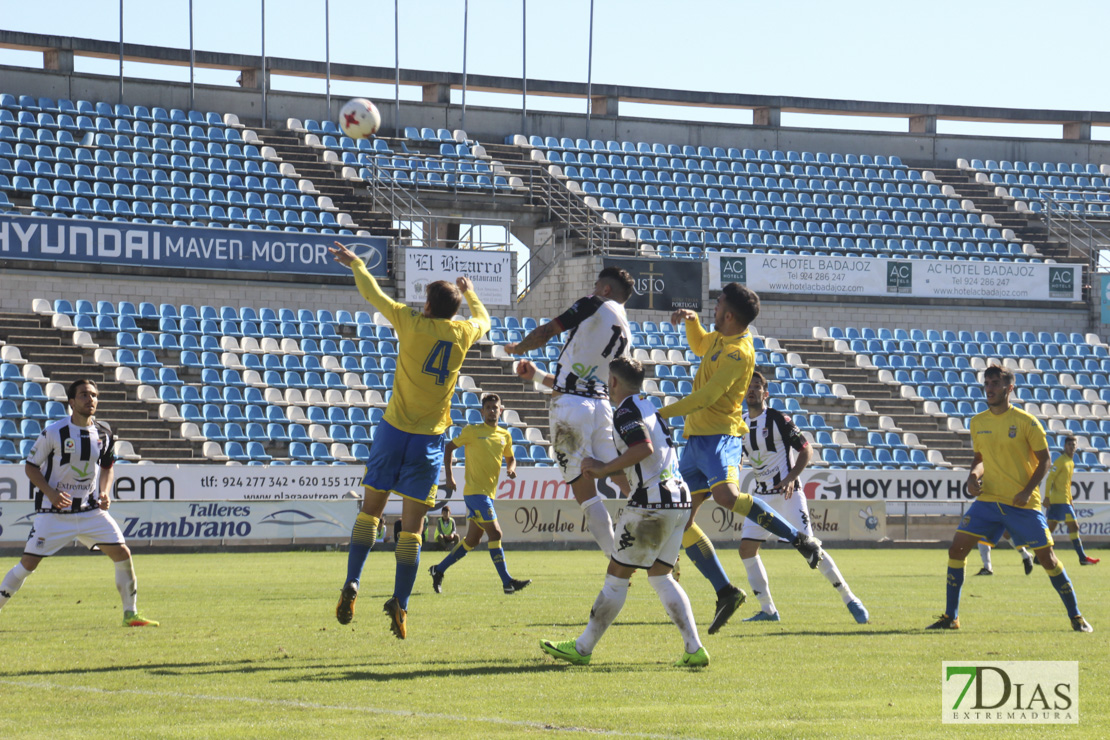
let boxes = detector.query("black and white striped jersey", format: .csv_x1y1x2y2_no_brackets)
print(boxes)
26,416,116,513
742,407,808,494
550,295,631,399
613,394,691,509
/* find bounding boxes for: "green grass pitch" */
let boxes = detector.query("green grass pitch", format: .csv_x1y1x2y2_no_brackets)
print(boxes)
0,548,1105,738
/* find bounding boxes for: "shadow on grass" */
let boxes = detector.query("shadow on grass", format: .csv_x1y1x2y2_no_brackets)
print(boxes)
303,660,659,683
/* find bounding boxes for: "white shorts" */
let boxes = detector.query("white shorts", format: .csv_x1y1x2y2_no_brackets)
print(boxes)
740,491,812,541
549,394,618,484
611,507,688,570
25,509,126,557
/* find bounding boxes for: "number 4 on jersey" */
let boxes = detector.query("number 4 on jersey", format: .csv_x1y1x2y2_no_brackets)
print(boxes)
422,340,454,385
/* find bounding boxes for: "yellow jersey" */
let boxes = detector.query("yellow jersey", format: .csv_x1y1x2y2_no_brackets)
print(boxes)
969,405,1048,510
349,258,490,434
451,423,514,497
659,318,754,438
1044,454,1075,506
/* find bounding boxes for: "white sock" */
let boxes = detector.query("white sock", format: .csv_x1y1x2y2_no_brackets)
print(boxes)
816,552,857,605
1018,547,1033,562
0,563,33,610
648,573,702,654
978,543,993,570
742,554,777,615
115,559,138,613
576,574,628,655
581,496,615,558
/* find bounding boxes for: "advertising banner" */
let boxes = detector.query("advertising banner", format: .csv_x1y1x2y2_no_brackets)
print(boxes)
0,214,388,277
709,253,1082,302
603,257,702,311
404,247,512,306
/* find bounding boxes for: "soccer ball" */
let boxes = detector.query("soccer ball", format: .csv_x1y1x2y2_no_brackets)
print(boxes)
338,98,381,139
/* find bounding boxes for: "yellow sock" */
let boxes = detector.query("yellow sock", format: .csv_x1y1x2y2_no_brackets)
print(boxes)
681,523,707,550
396,531,422,565
351,512,379,546
730,493,754,518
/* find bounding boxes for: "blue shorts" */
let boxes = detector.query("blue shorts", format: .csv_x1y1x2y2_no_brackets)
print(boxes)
958,500,1054,550
678,434,744,498
361,421,445,506
464,494,498,524
1045,503,1077,523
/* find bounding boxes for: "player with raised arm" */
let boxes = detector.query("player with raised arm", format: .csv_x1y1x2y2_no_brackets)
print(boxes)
0,379,157,627
739,371,869,623
1044,435,1099,566
505,267,633,558
329,242,490,639
658,285,824,635
429,394,531,595
540,357,708,668
927,365,1093,632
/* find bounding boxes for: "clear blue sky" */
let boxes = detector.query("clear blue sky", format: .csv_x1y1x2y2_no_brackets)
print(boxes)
2,0,1108,138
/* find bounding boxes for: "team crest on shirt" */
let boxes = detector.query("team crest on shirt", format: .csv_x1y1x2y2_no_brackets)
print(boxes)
1008,425,1017,438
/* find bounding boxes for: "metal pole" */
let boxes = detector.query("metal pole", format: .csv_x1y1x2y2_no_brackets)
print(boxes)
461,0,468,130
586,0,594,138
325,0,331,118
189,0,195,110
394,0,401,136
261,0,268,127
521,0,527,136
118,0,124,104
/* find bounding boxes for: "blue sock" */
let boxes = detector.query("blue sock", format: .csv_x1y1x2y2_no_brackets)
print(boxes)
1070,533,1088,561
945,558,965,618
435,541,471,575
682,523,731,592
345,512,379,586
743,496,799,542
1047,565,1080,618
488,540,512,586
394,532,421,610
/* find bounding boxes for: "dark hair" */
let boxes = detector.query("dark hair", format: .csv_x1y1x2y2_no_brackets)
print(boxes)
481,393,501,407
598,266,634,302
749,370,767,389
1064,435,1077,445
67,378,98,401
983,364,1014,387
719,283,760,326
609,356,645,389
425,280,463,319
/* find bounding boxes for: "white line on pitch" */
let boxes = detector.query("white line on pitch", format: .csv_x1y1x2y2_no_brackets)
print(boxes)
0,679,707,739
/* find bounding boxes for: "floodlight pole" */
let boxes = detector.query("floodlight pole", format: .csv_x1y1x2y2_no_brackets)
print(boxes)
521,0,527,137
189,0,195,110
586,0,594,138
261,0,268,127
118,0,124,104
394,0,401,135
325,0,331,119
461,0,469,130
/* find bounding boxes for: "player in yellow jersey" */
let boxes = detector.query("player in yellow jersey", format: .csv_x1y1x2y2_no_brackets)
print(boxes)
328,242,490,639
428,394,531,595
1044,435,1099,566
658,283,824,634
928,366,1093,632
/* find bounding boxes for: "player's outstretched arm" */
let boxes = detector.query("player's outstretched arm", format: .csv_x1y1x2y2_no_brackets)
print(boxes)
673,309,711,356
332,241,404,321
456,276,491,333
515,359,554,389
505,321,560,355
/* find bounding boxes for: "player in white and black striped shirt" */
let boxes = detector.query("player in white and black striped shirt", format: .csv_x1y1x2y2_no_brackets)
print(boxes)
738,371,869,624
540,358,708,667
0,379,158,627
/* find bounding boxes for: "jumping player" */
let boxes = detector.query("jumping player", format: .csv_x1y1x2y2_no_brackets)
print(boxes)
329,242,489,639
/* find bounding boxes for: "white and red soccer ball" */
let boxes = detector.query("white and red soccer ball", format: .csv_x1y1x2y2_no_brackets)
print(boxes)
339,98,381,139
